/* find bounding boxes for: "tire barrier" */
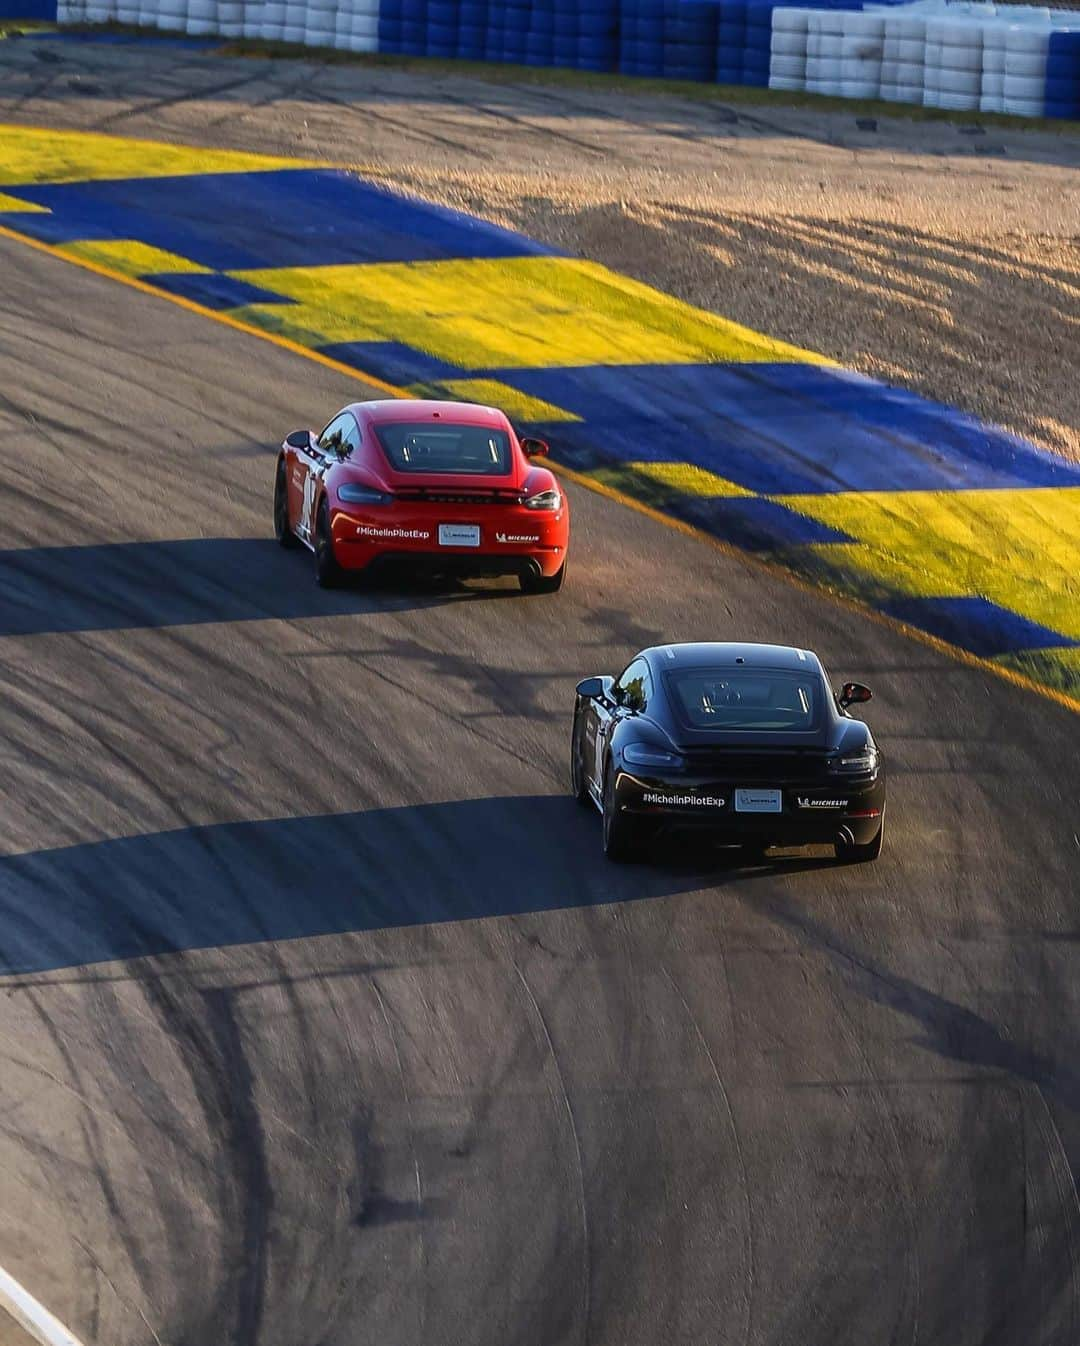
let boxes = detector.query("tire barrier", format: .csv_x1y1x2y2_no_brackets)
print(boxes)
41,0,1080,118
1,0,58,15
773,1,1080,116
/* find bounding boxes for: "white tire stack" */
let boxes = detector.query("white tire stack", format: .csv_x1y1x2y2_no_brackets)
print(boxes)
881,9,926,103
980,20,1008,110
770,7,810,92
1004,22,1051,116
303,0,335,48
922,14,945,105
804,9,823,93
242,0,265,38
185,0,218,34
260,0,286,39
935,15,984,110
840,10,885,98
335,0,378,51
282,0,306,42
154,0,188,30
216,0,243,38
813,9,845,96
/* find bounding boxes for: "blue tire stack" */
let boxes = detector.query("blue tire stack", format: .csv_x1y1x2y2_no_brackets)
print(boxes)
742,0,773,86
526,0,555,66
620,0,666,77
501,0,531,61
399,0,428,54
426,0,458,56
575,0,620,71
1045,31,1080,119
457,0,486,58
714,0,747,84
663,0,719,80
551,0,577,67
483,0,503,59
378,0,404,53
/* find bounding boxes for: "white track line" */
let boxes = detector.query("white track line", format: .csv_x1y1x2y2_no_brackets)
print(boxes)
0,1266,85,1346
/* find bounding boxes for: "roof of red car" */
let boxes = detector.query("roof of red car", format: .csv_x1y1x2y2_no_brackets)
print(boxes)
352,399,509,428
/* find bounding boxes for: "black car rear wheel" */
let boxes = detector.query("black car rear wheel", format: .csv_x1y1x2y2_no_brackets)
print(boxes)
274,462,297,549
314,499,341,589
836,814,884,863
520,560,565,595
602,763,642,863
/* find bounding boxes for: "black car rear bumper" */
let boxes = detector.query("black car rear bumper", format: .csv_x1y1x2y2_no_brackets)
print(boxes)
615,769,885,846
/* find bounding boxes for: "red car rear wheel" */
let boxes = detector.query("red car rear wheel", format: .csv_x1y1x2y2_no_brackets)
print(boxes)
314,500,342,589
520,560,566,595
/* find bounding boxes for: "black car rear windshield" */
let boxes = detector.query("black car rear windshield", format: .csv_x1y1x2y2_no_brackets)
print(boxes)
664,668,825,733
375,423,512,475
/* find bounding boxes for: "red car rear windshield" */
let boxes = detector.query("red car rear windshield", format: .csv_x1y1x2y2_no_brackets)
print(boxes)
374,423,513,475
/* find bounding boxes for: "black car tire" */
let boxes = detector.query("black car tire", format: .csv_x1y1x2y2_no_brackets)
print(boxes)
314,499,341,589
520,560,565,595
836,814,884,863
570,711,592,807
602,762,641,863
274,462,297,549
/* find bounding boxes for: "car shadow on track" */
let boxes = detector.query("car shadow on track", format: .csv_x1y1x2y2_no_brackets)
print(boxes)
753,888,1080,1113
0,537,519,637
0,794,810,976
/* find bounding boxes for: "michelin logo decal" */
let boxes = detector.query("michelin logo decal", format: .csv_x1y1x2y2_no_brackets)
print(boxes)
796,797,849,809
496,532,541,544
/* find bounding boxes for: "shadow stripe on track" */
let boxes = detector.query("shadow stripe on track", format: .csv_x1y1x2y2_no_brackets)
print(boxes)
0,797,737,975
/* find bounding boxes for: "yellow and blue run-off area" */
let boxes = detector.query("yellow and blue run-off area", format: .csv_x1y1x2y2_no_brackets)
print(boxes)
2,124,1077,703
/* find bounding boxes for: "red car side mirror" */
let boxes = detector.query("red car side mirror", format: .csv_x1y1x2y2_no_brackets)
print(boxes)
521,436,549,457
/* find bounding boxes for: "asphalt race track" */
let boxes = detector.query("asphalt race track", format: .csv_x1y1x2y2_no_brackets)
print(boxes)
2,232,1080,1346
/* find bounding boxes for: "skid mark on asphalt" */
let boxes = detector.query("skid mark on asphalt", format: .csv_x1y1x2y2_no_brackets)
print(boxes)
511,960,591,1346
369,977,427,1343
659,962,754,1346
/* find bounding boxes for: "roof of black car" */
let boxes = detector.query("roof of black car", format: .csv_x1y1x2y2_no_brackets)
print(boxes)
642,642,823,672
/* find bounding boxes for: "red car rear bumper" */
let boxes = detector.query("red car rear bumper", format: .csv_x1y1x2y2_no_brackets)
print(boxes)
330,503,568,577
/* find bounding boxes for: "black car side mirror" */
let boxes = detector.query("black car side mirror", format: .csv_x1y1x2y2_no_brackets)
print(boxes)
286,429,313,450
521,436,550,457
576,675,614,701
839,682,872,708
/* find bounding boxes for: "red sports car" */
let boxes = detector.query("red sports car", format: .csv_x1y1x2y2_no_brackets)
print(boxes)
274,400,569,593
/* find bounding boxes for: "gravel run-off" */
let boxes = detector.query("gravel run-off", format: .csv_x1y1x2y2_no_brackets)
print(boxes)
0,41,1077,461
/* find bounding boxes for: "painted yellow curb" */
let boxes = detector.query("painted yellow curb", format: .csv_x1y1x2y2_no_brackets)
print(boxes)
2,218,1076,717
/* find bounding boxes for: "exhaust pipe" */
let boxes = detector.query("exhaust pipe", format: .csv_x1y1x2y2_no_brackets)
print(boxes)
836,825,855,847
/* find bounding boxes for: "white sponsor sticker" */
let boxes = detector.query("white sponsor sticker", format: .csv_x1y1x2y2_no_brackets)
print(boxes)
495,532,540,544
439,523,481,547
796,797,849,809
734,789,782,813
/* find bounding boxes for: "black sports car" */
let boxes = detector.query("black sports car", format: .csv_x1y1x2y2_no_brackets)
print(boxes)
571,642,885,863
